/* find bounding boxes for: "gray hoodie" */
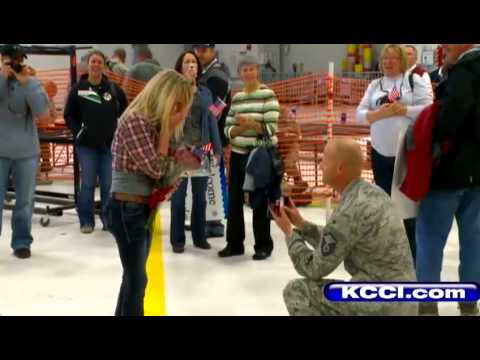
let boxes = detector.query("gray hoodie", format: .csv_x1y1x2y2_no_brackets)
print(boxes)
0,75,49,159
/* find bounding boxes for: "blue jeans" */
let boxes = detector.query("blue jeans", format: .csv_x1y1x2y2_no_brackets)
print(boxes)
76,145,112,227
170,177,208,247
416,189,480,283
0,156,38,250
107,198,151,316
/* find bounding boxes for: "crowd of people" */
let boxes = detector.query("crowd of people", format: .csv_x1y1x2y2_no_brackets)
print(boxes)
0,43,478,316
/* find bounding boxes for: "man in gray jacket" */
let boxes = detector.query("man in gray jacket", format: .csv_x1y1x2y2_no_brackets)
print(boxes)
0,44,49,259
127,44,162,82
271,138,417,316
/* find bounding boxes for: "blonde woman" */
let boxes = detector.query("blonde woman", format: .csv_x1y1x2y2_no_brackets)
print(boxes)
356,44,433,261
108,70,196,316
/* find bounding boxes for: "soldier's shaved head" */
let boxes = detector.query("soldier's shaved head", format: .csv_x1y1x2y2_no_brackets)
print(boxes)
330,138,364,176
322,138,364,192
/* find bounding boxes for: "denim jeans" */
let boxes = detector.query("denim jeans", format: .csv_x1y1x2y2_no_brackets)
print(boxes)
107,198,151,316
416,189,480,283
0,156,38,250
371,148,416,261
170,177,208,247
76,145,112,228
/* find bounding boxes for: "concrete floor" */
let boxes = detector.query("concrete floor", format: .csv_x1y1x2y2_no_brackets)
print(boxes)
0,182,464,316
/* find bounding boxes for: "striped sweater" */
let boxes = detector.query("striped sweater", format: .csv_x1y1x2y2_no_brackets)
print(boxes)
225,84,280,154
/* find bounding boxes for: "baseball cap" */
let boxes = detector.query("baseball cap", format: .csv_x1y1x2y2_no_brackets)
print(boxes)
0,44,28,59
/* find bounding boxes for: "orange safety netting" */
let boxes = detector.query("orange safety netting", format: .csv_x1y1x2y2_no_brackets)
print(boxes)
34,69,148,180
36,67,380,206
233,71,380,205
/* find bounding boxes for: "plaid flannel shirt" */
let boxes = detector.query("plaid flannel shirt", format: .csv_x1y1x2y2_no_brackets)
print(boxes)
112,112,170,180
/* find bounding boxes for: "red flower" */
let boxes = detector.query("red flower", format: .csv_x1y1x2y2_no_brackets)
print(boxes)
148,186,174,210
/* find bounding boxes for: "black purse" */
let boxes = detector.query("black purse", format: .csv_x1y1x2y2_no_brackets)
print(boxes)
260,122,284,178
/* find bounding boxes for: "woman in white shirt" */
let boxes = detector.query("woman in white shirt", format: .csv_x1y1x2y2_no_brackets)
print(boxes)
356,44,433,261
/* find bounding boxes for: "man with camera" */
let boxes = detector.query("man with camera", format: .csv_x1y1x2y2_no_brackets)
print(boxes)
0,44,49,259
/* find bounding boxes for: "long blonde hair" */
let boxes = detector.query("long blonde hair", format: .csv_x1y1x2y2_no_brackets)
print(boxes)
379,44,409,74
124,69,194,141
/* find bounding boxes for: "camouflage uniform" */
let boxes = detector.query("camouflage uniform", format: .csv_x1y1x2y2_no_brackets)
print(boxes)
284,178,418,316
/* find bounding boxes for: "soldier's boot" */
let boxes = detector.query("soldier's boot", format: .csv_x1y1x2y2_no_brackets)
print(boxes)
419,302,439,316
458,302,479,316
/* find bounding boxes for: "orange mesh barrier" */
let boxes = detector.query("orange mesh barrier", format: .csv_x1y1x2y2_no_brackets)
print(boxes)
34,69,148,180
104,69,146,103
37,66,379,201
234,71,381,206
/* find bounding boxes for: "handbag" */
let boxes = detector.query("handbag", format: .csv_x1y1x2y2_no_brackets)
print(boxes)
259,93,284,178
260,122,284,178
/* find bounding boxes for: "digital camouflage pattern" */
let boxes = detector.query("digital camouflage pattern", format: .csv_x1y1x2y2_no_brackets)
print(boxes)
284,178,418,316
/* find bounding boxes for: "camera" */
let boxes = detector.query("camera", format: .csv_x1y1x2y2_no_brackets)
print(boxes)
1,44,27,73
5,62,25,73
376,94,392,106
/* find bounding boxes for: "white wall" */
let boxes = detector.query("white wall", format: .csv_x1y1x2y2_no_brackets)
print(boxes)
149,44,185,69
95,44,185,68
20,44,185,71
284,44,346,74
21,44,95,70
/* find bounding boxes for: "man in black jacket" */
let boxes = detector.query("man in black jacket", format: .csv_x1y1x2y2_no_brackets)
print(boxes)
416,44,480,316
193,44,231,238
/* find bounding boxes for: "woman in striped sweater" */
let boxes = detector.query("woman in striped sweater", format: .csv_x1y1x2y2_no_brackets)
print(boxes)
219,56,280,261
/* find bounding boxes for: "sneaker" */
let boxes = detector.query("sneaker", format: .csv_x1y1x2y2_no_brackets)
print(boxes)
13,248,31,259
418,302,439,316
172,246,185,254
252,250,272,261
194,241,211,250
459,302,479,316
206,223,225,238
218,246,244,258
80,225,94,234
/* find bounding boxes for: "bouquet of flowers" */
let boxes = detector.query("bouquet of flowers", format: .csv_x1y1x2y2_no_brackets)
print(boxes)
146,148,202,229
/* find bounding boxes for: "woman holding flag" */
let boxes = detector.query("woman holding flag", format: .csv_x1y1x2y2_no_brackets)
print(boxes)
169,51,223,254
356,44,433,260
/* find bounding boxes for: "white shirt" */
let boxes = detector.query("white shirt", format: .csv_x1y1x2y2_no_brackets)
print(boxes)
356,73,433,157
408,64,433,98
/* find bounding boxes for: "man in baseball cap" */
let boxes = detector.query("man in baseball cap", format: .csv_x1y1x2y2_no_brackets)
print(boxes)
192,43,232,238
0,44,28,60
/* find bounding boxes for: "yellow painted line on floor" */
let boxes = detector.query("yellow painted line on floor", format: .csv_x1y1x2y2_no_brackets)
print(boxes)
144,211,167,316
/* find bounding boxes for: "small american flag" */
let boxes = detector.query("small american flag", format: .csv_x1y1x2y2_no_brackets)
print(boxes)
209,98,227,118
201,143,213,153
192,143,213,160
388,85,400,103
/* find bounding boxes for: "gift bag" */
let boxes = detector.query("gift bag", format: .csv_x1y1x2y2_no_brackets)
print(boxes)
185,162,228,224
